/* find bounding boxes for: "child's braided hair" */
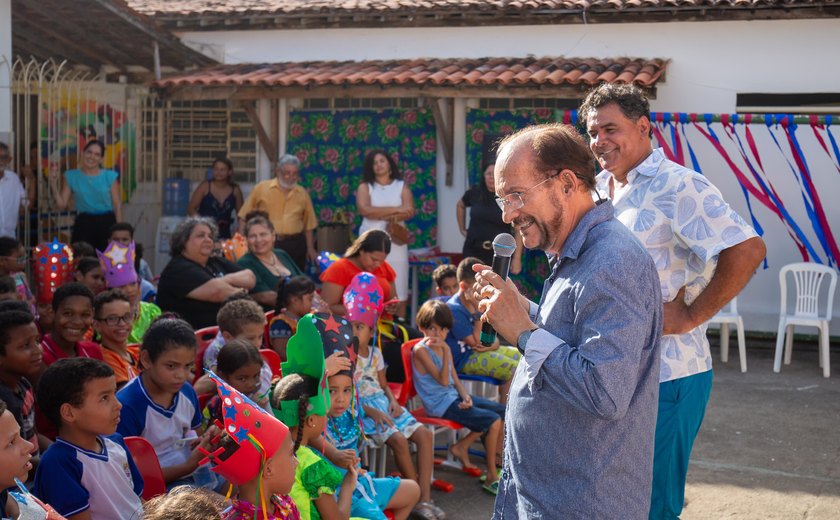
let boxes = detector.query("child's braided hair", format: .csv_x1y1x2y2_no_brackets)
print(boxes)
271,372,320,452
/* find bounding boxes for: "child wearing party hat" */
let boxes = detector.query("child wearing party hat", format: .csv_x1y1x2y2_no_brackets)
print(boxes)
343,273,440,518
271,315,357,520
317,312,421,520
199,370,299,520
97,240,161,344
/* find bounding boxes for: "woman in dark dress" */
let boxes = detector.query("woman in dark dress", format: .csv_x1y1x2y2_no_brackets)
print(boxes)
457,161,522,272
187,157,243,239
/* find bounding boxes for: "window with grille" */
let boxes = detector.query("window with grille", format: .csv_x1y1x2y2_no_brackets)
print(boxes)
479,98,581,110
164,100,258,183
302,98,420,110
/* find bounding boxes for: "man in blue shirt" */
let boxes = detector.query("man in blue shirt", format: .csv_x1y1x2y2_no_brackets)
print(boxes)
474,124,663,519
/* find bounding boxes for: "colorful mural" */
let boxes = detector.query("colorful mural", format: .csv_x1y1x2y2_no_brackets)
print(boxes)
40,95,136,197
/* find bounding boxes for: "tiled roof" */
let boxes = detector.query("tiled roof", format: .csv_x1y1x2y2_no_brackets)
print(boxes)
12,0,213,75
130,0,836,17
154,57,667,92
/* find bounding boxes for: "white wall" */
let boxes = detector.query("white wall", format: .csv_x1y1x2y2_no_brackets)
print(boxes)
178,19,840,334
0,0,12,143
179,18,840,114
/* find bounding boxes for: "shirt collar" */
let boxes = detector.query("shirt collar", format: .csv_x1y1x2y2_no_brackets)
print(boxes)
270,180,301,193
552,199,616,263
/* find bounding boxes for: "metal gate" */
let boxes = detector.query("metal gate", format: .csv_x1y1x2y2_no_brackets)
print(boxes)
9,57,155,253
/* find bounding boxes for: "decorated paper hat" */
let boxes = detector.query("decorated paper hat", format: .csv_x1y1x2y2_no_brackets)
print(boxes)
274,314,329,427
97,241,137,288
199,371,290,486
311,312,357,378
317,251,340,273
221,233,248,262
33,238,74,304
342,272,385,329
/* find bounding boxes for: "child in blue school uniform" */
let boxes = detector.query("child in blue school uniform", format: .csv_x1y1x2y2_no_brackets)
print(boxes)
33,358,143,519
116,316,220,490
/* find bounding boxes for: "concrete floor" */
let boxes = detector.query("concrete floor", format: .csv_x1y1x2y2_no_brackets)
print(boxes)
407,337,840,519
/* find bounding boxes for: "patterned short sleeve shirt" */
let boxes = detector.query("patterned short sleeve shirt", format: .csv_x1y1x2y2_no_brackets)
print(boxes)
596,148,758,382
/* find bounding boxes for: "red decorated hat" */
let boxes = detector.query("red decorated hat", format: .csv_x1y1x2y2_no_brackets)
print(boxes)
199,371,290,486
33,238,74,305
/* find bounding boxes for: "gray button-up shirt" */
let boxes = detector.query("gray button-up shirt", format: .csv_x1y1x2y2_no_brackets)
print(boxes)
493,200,663,520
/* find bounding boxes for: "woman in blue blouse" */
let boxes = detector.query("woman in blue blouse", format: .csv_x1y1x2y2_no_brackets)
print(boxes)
51,140,122,251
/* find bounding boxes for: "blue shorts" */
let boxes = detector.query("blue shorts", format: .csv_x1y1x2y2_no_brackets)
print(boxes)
350,474,401,520
441,395,505,433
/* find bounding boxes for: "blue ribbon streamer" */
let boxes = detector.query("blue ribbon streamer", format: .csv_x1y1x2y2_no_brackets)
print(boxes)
726,121,825,265
703,120,769,250
785,121,835,266
824,116,840,171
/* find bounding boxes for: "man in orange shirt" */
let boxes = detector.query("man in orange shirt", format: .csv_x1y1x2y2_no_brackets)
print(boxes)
238,154,318,270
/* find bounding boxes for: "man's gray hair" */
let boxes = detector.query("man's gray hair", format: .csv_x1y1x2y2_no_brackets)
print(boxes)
169,216,218,257
276,154,300,169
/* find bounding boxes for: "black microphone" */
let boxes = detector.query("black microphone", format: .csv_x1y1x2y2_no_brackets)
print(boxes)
479,233,517,347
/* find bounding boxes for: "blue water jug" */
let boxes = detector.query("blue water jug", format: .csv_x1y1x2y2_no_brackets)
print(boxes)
162,176,190,216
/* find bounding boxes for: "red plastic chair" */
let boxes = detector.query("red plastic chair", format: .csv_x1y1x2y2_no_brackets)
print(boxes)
124,436,166,500
399,339,462,491
260,349,282,378
263,310,276,349
193,326,219,383
198,392,214,413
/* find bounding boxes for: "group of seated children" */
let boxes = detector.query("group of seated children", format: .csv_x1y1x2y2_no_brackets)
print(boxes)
0,240,519,519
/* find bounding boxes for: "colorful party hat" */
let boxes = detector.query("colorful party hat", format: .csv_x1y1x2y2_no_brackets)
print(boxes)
316,251,340,273
342,272,385,329
199,371,290,486
33,238,74,304
274,314,329,427
97,241,137,289
311,312,357,377
221,233,248,262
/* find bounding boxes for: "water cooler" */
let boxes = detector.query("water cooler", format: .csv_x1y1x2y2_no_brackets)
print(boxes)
154,176,190,272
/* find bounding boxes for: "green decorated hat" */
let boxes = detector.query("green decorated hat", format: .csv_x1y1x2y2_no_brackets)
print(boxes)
274,314,329,427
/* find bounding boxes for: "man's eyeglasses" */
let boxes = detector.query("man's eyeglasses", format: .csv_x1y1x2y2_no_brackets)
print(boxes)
95,313,133,326
495,171,562,211
0,155,11,164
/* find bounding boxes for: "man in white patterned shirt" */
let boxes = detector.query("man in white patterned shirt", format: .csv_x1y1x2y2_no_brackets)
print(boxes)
580,84,766,520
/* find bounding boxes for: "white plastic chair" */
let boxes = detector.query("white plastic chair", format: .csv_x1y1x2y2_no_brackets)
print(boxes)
362,443,388,477
708,297,747,372
774,262,837,378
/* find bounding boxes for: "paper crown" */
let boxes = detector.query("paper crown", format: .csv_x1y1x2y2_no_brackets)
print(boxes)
317,251,340,273
33,238,74,304
342,272,385,329
274,314,329,427
200,371,290,486
97,241,137,288
221,233,248,262
312,312,357,378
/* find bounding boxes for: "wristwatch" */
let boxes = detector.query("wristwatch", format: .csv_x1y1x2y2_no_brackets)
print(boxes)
516,327,538,354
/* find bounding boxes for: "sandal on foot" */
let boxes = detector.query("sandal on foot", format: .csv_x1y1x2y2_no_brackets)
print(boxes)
479,467,504,482
412,502,441,520
429,503,446,519
482,480,500,496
